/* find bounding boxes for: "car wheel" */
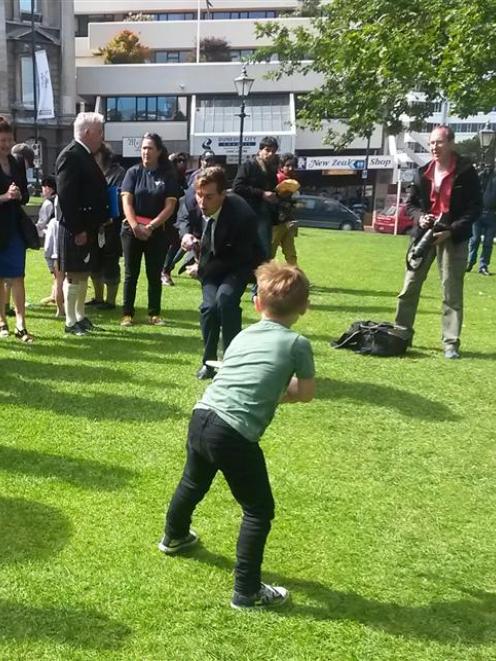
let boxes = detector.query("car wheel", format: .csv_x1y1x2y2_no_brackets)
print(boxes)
340,222,354,231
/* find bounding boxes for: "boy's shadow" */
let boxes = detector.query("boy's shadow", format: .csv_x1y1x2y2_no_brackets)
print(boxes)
182,546,496,645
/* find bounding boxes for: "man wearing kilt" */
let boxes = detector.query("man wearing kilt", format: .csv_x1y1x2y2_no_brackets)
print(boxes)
56,113,109,335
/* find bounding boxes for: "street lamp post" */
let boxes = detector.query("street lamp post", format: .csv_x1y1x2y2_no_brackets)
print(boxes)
478,122,495,167
234,65,254,166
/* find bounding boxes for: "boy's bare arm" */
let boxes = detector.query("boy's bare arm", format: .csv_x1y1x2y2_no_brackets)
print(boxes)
280,376,315,404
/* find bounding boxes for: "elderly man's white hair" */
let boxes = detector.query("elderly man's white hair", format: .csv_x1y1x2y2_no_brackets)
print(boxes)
73,112,104,139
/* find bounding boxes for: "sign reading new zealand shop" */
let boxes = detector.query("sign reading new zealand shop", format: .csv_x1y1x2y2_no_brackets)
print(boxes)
298,155,395,171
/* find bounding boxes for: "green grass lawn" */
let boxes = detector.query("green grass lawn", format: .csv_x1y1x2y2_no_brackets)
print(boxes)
1,229,495,660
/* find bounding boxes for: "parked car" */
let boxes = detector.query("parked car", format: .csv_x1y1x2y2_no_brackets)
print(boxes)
373,204,414,235
293,195,363,230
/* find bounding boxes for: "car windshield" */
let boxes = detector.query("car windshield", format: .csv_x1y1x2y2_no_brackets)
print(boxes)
382,205,397,216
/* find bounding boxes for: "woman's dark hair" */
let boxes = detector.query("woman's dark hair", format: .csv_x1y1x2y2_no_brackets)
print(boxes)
280,152,297,168
0,116,13,134
96,142,114,170
142,132,172,171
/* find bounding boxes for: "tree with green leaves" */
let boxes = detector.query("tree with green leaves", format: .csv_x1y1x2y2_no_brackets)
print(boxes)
187,37,232,63
256,0,496,147
97,30,150,64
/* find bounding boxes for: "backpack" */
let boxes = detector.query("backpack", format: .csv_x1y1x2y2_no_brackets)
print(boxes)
331,320,411,357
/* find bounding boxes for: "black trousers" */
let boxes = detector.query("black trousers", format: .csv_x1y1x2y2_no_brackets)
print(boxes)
200,272,247,364
165,408,275,596
121,225,169,317
163,226,183,274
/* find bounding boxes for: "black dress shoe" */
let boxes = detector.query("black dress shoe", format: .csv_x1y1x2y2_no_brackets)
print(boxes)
79,317,105,332
64,322,87,336
86,298,103,306
96,302,116,310
196,364,216,380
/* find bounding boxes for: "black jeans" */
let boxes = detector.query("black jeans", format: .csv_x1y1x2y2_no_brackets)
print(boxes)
121,224,169,317
165,408,275,596
200,273,247,364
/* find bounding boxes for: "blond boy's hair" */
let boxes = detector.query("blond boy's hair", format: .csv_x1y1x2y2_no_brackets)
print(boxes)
255,261,310,317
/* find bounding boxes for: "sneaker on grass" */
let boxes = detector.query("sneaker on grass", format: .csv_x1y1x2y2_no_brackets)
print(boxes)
158,530,198,555
231,583,290,610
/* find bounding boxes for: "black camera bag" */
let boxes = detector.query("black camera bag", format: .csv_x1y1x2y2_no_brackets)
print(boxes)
332,320,411,357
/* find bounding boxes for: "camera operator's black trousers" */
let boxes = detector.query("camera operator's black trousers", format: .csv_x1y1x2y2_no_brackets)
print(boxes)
395,238,468,350
164,408,275,596
199,273,247,364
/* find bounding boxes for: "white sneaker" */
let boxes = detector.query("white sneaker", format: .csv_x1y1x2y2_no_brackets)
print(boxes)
231,583,290,610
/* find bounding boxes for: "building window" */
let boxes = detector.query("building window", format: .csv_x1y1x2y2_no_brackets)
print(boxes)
21,56,38,108
105,96,187,122
20,0,41,21
20,0,39,11
75,13,122,37
154,51,190,63
204,10,278,19
156,12,195,21
196,94,290,134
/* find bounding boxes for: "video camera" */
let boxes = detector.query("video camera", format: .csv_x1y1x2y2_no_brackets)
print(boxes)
406,214,449,270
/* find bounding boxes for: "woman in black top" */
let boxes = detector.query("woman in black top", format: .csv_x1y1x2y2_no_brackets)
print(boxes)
120,133,178,326
0,117,32,342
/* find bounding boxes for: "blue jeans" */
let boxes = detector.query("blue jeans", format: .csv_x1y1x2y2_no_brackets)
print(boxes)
468,211,496,270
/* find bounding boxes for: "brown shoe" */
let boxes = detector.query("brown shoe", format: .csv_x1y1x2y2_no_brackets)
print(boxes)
120,315,134,327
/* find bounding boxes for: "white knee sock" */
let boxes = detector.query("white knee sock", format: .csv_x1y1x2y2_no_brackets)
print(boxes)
63,279,79,327
75,278,88,322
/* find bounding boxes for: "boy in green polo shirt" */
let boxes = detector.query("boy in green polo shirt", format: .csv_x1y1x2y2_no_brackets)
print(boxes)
159,261,315,609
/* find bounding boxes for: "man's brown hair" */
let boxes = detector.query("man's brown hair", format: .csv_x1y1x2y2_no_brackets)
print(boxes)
194,166,227,193
255,261,310,317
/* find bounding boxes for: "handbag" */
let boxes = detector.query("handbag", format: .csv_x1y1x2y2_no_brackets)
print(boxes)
18,207,41,250
332,320,411,357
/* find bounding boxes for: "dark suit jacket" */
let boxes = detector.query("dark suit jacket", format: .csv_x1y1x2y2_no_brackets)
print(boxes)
233,158,278,222
177,192,261,281
56,140,108,235
0,155,29,249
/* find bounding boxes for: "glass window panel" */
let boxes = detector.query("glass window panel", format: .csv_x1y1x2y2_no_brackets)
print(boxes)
20,0,39,11
106,97,118,121
136,97,146,120
157,97,175,120
146,97,157,120
176,97,187,121
117,97,136,122
21,56,37,108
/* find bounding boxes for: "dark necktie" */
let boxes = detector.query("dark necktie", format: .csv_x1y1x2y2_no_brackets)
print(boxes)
199,216,214,272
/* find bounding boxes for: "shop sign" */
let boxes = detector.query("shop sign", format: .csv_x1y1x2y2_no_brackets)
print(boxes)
298,155,395,171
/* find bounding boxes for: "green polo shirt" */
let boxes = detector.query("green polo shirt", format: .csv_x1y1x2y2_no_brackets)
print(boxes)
195,319,315,442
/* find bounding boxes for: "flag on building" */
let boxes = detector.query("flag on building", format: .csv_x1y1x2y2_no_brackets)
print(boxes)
35,50,55,120
206,0,213,17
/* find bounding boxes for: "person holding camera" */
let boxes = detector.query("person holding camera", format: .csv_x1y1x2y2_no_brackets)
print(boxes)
395,125,482,359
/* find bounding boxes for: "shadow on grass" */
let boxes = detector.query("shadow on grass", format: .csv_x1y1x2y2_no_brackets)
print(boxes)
310,285,434,301
310,302,436,316
184,546,496,645
0,497,71,564
0,359,183,422
0,600,131,650
315,377,459,421
0,446,134,490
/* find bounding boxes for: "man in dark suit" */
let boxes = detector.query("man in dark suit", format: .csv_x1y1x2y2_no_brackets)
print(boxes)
178,166,260,379
56,112,109,335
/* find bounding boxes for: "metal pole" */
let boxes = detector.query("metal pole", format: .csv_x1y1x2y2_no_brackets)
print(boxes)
238,98,245,166
393,167,401,236
361,131,371,209
31,0,39,187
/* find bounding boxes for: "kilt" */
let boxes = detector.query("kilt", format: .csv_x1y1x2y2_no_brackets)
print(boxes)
57,223,98,273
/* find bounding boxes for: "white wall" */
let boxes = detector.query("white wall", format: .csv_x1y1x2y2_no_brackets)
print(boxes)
75,0,299,14
77,61,323,95
104,121,188,142
85,17,310,51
